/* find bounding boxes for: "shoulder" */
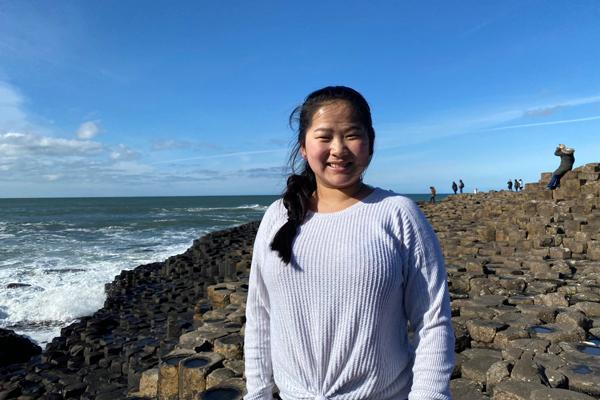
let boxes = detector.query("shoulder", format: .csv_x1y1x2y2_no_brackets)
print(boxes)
264,198,286,219
369,188,426,224
255,198,287,238
259,198,287,229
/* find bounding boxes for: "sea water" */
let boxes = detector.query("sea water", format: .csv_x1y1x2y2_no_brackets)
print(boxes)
0,193,434,346
0,196,276,345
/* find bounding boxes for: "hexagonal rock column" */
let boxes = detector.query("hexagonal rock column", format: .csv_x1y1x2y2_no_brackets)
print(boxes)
214,334,244,360
197,377,246,399
178,352,223,400
157,351,195,399
207,283,234,309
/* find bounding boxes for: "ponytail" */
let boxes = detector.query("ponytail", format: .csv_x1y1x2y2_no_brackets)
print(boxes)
270,166,316,264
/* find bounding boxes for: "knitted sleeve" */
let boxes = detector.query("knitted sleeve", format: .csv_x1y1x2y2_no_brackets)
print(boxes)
243,204,278,400
399,199,455,400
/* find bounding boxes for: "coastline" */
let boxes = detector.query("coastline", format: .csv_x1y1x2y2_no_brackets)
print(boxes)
0,221,260,399
2,164,600,398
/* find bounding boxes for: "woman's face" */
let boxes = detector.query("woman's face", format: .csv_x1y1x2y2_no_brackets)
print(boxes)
300,101,371,192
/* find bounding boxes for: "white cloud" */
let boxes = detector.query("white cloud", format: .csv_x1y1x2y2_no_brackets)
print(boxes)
76,121,100,139
110,144,139,161
0,132,103,157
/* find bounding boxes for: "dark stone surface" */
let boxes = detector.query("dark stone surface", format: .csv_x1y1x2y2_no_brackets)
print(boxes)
0,329,42,368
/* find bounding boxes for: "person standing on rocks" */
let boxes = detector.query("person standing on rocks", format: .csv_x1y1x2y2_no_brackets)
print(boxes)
459,179,464,193
507,180,513,191
451,181,458,194
514,179,520,192
430,185,437,203
244,86,454,400
547,144,575,190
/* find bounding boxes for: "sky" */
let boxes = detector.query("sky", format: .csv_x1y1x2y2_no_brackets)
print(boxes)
1,0,599,197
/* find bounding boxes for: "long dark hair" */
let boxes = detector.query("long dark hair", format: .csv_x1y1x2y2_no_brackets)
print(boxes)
270,86,375,264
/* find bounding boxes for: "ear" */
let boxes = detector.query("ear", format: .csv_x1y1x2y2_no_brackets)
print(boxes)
300,145,307,160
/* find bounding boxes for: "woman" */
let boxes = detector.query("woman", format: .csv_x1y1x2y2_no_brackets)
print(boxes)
244,86,454,400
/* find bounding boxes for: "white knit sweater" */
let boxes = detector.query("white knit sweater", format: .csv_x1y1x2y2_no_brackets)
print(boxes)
243,188,454,400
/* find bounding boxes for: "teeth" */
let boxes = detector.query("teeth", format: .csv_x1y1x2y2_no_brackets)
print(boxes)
328,162,350,168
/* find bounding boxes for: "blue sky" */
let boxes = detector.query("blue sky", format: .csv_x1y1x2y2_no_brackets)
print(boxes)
1,0,599,197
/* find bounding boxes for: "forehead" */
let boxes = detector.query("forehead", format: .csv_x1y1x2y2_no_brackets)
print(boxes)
310,101,361,127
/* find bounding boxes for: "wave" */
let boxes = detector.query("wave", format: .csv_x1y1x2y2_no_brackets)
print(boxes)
184,204,268,212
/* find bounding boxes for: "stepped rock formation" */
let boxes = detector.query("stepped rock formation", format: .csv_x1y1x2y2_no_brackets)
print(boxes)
2,163,600,399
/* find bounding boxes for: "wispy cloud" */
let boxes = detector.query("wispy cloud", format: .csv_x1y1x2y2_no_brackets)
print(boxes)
483,115,600,132
151,149,286,165
523,95,600,118
151,138,221,151
378,94,600,149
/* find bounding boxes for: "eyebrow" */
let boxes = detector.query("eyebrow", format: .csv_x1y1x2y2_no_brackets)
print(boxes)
312,125,363,133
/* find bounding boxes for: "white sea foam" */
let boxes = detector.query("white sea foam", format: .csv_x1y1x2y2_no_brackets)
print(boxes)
0,238,196,345
184,204,267,212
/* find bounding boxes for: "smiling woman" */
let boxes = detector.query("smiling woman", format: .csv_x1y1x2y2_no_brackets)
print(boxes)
244,86,455,400
299,101,372,210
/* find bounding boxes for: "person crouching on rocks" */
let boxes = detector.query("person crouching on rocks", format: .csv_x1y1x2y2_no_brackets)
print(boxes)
244,86,454,400
547,144,575,190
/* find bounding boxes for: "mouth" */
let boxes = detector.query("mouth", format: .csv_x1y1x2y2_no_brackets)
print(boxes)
326,161,353,171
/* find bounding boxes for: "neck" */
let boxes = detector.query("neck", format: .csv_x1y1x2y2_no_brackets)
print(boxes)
312,182,369,212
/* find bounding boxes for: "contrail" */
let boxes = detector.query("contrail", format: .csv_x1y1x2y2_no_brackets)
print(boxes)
483,115,600,132
151,148,286,165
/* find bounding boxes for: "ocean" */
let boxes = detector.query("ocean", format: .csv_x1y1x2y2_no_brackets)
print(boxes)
0,193,436,346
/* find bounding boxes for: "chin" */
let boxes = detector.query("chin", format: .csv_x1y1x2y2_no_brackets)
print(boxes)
323,178,362,189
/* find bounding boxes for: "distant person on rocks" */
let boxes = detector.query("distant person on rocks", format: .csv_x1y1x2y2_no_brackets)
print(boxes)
244,86,454,400
452,181,458,194
474,187,479,194
459,179,464,193
519,179,523,190
430,186,437,203
507,180,513,191
547,144,575,190
514,179,520,192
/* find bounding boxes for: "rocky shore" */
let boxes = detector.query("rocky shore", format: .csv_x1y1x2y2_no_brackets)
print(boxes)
3,163,600,399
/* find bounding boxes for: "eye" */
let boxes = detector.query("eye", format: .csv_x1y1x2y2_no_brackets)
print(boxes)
346,131,363,139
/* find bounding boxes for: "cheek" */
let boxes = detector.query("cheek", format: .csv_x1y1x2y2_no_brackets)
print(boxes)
305,143,327,161
351,140,370,157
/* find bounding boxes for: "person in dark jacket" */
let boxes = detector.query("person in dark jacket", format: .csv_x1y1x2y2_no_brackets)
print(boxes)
452,181,458,194
459,179,464,193
430,186,436,203
514,179,520,192
507,180,513,191
547,144,575,190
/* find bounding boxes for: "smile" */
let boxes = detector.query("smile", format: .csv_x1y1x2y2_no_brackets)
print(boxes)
326,162,353,170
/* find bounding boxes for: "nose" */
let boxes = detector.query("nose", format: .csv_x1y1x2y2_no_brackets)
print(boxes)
330,136,347,157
